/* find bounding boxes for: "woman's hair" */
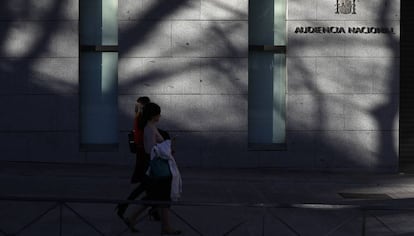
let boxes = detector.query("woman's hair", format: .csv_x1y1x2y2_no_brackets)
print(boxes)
137,96,150,104
135,96,151,115
139,102,161,129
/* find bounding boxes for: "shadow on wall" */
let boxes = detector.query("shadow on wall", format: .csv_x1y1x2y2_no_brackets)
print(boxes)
286,0,399,171
0,0,399,171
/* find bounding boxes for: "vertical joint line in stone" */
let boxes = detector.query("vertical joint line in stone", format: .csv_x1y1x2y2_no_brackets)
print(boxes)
336,0,340,14
352,0,356,14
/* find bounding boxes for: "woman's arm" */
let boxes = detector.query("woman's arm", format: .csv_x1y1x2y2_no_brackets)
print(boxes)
144,125,156,154
144,124,165,154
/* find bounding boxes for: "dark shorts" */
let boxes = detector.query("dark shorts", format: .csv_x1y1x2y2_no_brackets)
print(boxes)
144,176,172,207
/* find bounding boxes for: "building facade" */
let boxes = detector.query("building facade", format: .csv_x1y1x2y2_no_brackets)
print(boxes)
0,0,400,172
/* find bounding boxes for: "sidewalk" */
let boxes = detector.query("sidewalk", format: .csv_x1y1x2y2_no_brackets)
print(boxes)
1,161,414,235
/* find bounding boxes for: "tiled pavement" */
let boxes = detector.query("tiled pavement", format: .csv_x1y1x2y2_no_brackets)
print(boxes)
1,162,414,235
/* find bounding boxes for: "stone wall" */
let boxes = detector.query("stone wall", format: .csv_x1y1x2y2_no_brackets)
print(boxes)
0,1,80,162
0,0,400,172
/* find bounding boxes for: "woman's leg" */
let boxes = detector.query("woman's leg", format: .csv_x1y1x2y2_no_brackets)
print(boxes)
121,204,147,233
117,183,146,218
160,207,181,234
127,205,148,224
159,207,170,230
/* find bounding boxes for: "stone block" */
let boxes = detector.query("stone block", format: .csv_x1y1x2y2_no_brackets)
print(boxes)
141,0,201,20
339,131,375,168
200,21,248,57
346,58,379,93
287,57,317,94
118,0,143,20
287,0,317,20
201,0,248,20
314,130,397,171
287,94,345,131
0,133,30,161
28,58,78,94
0,0,78,20
28,132,82,162
369,131,399,170
316,57,350,93
119,21,172,57
287,95,318,130
357,0,400,20
168,0,201,20
0,22,42,57
172,21,202,57
118,58,144,94
0,21,77,57
199,131,254,168
319,95,346,130
344,94,399,131
200,58,248,94
372,58,399,93
55,95,79,131
0,59,29,94
198,95,247,131
0,96,24,131
314,131,372,169
143,58,201,94
287,131,318,155
48,22,78,57
171,131,202,167
316,57,371,93
43,131,84,163
0,95,59,131
334,57,375,93
344,95,378,130
161,95,204,131
25,95,59,130
119,58,201,94
314,57,399,94
62,0,79,20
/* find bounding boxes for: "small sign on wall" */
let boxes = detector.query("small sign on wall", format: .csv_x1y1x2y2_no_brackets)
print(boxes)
336,0,356,14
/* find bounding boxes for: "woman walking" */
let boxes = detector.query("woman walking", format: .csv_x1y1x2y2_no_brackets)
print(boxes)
124,102,181,235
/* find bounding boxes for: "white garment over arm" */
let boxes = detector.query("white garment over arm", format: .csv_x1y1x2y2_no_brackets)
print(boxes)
147,140,182,200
